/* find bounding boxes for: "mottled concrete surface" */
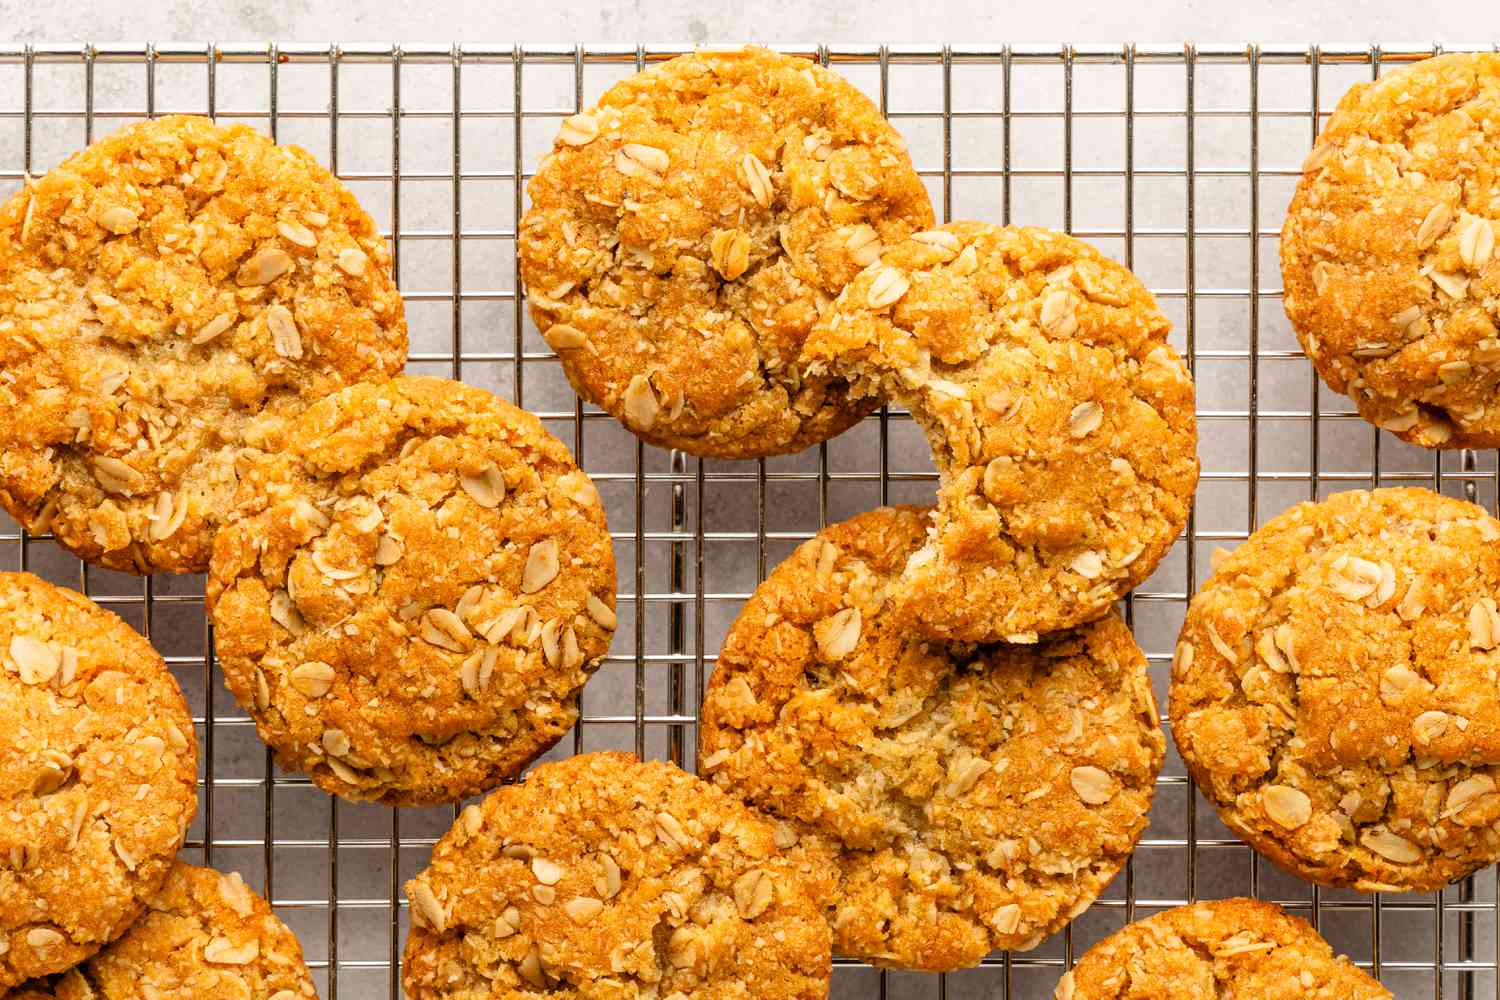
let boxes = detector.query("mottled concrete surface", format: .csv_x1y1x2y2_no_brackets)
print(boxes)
0,0,1489,45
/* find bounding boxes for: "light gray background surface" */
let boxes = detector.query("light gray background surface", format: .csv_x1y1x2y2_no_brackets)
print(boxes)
6,3,1500,1000
4,0,1500,46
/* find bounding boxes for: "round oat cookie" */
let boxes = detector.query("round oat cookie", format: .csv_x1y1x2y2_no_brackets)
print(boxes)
1172,487,1500,891
0,572,197,989
0,114,407,575
518,46,933,458
800,222,1198,643
16,861,318,1000
698,507,1165,972
1282,53,1500,449
206,375,615,806
401,752,835,1000
1054,898,1390,999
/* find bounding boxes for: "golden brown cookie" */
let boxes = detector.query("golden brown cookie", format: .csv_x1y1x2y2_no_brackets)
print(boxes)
15,861,317,1000
698,507,1165,972
1173,487,1500,891
1282,53,1500,449
207,376,615,806
0,114,407,574
801,222,1198,642
0,572,197,989
1055,898,1390,999
401,752,835,1000
519,46,933,458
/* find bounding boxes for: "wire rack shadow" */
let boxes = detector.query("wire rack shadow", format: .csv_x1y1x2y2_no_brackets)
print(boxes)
2,40,1499,1000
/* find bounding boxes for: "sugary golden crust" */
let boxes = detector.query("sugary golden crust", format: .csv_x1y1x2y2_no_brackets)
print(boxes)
802,222,1198,642
1282,52,1500,449
0,114,407,574
401,752,836,1000
1172,488,1500,891
0,572,197,988
698,507,1165,972
519,46,933,458
16,861,317,1000
1055,898,1390,1000
206,376,616,806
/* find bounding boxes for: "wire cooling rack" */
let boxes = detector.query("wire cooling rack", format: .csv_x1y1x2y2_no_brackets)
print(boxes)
3,40,1500,1000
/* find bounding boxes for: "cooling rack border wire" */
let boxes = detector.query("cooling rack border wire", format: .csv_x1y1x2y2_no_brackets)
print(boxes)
1,39,1498,999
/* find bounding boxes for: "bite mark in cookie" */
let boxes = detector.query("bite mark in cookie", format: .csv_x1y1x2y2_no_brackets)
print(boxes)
802,222,1198,641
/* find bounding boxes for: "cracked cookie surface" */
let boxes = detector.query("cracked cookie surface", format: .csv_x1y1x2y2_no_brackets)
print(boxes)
0,114,407,574
698,507,1164,971
1282,52,1500,449
0,572,197,989
1172,487,1500,890
206,376,615,806
12,861,317,1000
801,222,1198,642
401,752,835,1000
519,46,933,458
1055,898,1390,999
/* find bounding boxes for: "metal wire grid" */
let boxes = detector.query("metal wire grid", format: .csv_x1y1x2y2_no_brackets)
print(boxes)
3,39,1500,999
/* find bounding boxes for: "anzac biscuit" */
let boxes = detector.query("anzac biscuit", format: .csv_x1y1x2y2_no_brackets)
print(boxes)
1173,487,1500,890
18,861,318,1000
801,222,1198,642
698,507,1165,971
1055,898,1389,999
0,572,197,988
519,46,933,458
1281,53,1500,449
401,752,835,1000
206,376,615,806
0,114,406,574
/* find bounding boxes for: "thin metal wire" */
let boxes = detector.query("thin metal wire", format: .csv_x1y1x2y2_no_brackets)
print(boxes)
388,46,404,1000
3,42,1496,999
